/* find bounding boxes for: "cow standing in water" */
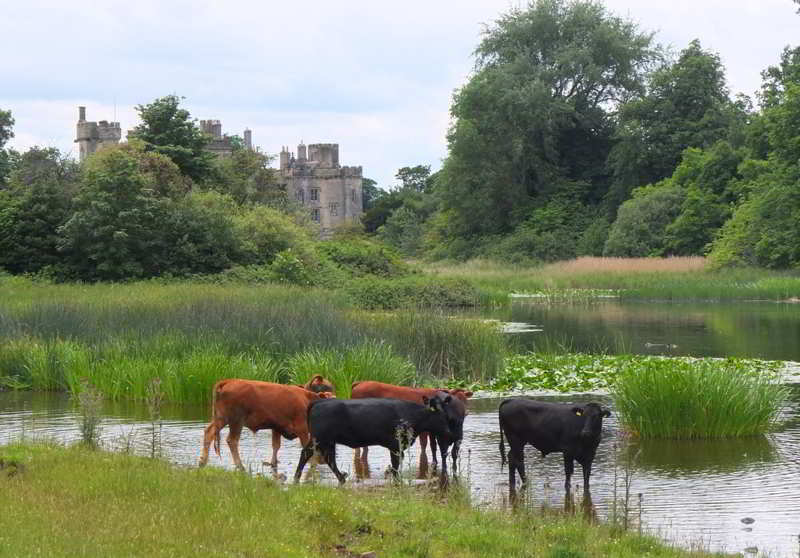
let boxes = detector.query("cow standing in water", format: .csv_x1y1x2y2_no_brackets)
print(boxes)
350,381,471,477
199,379,332,471
499,399,611,499
295,393,458,484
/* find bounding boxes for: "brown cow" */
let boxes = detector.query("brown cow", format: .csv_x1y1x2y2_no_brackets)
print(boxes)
302,374,336,395
350,381,472,475
199,379,331,471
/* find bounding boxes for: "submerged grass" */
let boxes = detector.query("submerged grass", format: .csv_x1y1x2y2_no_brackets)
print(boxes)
612,358,788,439
0,442,732,558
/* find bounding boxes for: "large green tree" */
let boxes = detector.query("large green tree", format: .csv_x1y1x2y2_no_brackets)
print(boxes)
0,147,78,274
437,0,658,242
709,46,800,269
606,40,744,213
129,95,215,183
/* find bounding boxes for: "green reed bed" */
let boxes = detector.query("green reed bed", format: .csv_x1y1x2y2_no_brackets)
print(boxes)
0,443,730,558
358,311,506,383
0,278,506,400
613,358,788,439
287,341,417,398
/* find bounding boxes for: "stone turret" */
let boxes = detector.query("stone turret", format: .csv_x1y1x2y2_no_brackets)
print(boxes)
75,106,122,162
278,141,362,237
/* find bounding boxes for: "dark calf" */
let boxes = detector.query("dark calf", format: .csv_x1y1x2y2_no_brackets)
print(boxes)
499,399,611,498
294,394,456,485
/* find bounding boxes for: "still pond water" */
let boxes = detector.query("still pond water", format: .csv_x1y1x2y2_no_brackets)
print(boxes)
2,299,800,556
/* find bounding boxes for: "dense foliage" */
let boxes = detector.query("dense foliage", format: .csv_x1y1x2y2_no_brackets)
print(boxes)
364,1,800,269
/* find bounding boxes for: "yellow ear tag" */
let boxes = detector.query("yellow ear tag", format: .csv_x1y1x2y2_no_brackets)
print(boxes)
575,411,583,416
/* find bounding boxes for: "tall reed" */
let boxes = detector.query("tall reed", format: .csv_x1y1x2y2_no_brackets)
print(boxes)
612,358,788,439
287,341,416,398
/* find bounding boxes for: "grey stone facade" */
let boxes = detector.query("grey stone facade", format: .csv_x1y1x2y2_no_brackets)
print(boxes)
75,106,122,162
279,142,363,236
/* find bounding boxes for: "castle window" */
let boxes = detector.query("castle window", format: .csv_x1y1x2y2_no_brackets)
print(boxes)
311,208,320,222
350,189,356,202
310,188,319,201
329,202,339,216
296,189,305,203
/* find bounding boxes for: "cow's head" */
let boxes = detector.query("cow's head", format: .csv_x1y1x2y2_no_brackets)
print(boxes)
303,374,336,396
420,393,454,438
571,402,611,438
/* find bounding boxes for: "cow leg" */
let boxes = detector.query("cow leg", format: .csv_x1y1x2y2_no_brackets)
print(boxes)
508,440,526,502
580,459,592,493
389,449,401,481
226,422,245,471
563,454,575,492
430,435,439,468
262,430,281,468
294,441,315,483
418,433,429,477
199,417,224,467
360,446,370,468
451,439,461,475
322,444,347,485
438,439,449,487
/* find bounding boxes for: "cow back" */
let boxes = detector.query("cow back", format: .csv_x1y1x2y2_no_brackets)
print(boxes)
214,380,319,436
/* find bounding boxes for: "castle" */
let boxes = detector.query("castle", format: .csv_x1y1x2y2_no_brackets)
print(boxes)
278,142,363,234
75,107,363,234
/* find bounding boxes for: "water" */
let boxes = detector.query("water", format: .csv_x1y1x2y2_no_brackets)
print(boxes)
485,299,800,361
2,388,799,557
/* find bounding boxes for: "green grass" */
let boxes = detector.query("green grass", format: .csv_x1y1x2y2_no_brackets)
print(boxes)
0,442,732,558
612,358,789,439
0,277,507,400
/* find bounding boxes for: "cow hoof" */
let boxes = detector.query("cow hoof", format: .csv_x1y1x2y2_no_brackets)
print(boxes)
262,460,278,468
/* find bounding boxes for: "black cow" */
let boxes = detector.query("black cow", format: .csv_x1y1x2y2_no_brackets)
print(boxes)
429,395,467,481
498,399,611,497
294,394,456,485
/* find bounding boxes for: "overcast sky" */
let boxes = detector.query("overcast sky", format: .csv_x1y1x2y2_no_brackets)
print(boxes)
1,0,797,189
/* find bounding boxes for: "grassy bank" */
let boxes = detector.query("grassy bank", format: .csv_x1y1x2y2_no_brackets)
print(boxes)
425,257,800,303
0,443,731,558
0,277,506,400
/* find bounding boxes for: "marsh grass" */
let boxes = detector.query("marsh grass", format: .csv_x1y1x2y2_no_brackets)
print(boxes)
287,341,416,398
425,258,800,302
0,443,730,558
613,358,788,439
0,279,505,400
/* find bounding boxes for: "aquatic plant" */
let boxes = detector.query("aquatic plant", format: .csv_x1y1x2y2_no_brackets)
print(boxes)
612,358,788,439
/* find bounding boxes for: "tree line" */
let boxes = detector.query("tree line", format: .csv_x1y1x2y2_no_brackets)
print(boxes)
367,0,800,269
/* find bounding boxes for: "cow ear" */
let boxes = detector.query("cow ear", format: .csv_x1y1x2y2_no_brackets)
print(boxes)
443,395,452,404
602,408,611,418
571,406,583,416
422,396,430,406
465,391,473,398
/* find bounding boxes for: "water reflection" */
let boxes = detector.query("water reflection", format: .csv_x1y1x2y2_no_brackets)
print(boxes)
628,436,778,475
473,300,800,361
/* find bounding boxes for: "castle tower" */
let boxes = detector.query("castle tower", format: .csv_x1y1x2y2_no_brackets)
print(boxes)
244,129,252,150
75,106,121,162
297,141,307,161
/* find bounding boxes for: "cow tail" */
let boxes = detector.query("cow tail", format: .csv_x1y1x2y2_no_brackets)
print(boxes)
498,401,507,469
211,380,225,457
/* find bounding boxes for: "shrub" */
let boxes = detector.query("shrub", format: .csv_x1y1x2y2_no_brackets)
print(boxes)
345,276,478,310
316,238,410,278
